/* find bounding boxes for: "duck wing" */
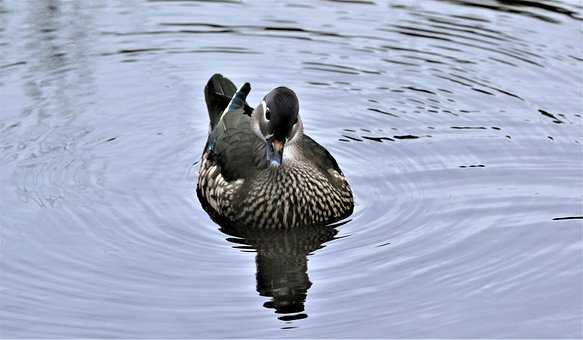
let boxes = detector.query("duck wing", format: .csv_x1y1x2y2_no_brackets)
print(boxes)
205,80,266,182
299,134,344,176
204,73,254,129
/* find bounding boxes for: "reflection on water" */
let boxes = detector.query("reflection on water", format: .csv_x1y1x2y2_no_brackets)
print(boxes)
1,0,582,338
222,224,340,321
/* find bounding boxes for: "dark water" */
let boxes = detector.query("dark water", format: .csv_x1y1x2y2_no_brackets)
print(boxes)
1,0,582,337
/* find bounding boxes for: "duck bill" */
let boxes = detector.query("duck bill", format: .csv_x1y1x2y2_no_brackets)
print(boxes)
266,137,284,167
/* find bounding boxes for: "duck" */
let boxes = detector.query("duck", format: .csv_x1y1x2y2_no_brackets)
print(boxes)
197,74,353,229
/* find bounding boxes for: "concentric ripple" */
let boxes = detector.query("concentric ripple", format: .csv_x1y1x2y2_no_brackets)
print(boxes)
0,0,581,338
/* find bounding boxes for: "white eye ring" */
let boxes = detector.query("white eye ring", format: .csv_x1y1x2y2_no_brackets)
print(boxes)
261,100,271,120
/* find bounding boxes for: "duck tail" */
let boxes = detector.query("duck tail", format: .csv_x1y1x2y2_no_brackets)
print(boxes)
204,74,253,129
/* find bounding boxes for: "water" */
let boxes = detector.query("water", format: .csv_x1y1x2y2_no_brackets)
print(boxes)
1,0,582,337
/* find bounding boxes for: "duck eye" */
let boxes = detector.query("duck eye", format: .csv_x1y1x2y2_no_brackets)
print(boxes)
265,108,271,120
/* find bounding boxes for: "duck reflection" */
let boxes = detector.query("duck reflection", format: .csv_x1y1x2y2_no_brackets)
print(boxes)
220,224,340,321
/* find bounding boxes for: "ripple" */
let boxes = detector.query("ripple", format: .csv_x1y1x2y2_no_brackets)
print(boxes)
443,0,583,23
1,0,582,337
553,216,583,221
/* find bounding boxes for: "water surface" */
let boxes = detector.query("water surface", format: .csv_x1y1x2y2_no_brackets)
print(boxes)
0,0,582,337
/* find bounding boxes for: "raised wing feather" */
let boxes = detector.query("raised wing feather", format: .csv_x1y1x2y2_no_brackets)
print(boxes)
206,82,266,182
204,74,254,129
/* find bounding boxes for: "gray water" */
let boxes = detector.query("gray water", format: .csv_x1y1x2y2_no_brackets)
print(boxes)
1,0,582,338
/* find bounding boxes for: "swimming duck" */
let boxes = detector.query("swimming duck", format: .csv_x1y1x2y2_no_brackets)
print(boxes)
197,74,353,229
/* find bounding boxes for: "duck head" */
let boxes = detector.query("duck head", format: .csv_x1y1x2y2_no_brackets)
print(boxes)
252,87,303,167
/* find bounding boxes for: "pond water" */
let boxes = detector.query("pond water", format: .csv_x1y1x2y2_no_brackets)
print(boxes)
1,0,582,337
